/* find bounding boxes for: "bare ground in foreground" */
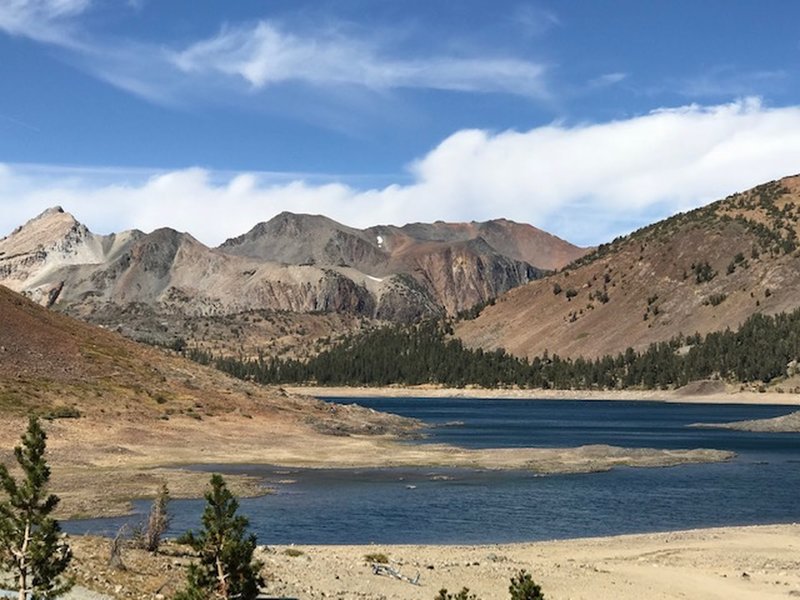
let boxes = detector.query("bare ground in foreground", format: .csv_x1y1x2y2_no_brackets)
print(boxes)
60,524,800,600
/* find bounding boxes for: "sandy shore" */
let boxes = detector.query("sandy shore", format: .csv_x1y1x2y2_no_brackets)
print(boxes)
288,384,800,405
61,524,800,599
260,524,800,599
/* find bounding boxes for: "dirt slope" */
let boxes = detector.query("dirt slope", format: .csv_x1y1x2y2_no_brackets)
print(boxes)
457,174,800,360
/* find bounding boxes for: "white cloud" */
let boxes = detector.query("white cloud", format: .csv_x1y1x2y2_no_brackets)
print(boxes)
0,4,551,104
2,98,800,247
0,0,90,46
171,21,549,98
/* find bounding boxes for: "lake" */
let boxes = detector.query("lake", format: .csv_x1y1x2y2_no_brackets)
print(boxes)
65,397,800,544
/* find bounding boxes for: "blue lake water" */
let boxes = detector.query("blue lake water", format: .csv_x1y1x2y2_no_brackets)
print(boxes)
65,397,800,544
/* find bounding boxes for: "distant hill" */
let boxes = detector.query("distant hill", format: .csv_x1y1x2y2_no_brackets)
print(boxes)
0,209,587,355
456,174,800,360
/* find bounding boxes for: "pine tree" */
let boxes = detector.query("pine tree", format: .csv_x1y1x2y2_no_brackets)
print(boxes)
175,474,263,600
0,416,73,600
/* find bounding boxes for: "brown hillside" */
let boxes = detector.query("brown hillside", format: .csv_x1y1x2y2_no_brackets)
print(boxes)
0,284,420,517
456,175,800,360
0,283,412,435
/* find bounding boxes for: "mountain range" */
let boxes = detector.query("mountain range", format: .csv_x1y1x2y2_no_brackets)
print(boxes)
0,208,587,353
4,174,800,367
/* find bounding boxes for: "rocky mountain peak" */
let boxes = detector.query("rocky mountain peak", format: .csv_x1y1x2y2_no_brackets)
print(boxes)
40,205,65,216
2,205,82,250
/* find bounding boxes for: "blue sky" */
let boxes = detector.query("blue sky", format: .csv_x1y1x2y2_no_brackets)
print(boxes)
1,0,800,246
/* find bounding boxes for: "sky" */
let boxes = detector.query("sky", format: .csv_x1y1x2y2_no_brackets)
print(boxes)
1,0,800,247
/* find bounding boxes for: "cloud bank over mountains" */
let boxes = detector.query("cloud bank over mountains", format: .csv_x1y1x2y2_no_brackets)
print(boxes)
3,98,800,247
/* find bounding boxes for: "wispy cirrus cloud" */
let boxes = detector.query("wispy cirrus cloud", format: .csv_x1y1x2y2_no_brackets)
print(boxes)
171,21,549,98
587,72,628,89
511,5,561,37
2,98,799,247
0,0,90,46
0,1,552,107
678,67,787,99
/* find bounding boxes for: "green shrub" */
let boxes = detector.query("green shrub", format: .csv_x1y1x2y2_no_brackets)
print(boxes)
365,552,389,564
44,405,81,419
693,261,717,283
509,569,545,600
704,293,727,307
435,589,479,600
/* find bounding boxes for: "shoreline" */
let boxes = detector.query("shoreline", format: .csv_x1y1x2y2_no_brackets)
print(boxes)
2,412,733,520
287,384,800,405
61,523,800,599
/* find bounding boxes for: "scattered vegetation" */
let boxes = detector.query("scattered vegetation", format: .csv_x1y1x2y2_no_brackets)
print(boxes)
436,588,479,600
509,569,546,600
456,298,496,321
436,570,545,600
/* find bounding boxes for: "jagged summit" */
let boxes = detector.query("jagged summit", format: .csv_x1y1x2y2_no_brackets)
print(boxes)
40,205,65,216
2,205,83,253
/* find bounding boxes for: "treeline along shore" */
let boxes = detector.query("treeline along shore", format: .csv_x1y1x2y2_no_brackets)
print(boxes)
185,308,800,391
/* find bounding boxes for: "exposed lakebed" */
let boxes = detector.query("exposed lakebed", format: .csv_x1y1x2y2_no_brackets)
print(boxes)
65,398,800,544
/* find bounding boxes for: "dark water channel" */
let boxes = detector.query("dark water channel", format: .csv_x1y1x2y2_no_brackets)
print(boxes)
65,398,800,544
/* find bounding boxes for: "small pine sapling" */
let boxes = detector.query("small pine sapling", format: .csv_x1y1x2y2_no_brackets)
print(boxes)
175,474,263,600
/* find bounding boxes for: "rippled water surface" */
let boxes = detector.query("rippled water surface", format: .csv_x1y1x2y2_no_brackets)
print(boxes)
66,397,800,543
